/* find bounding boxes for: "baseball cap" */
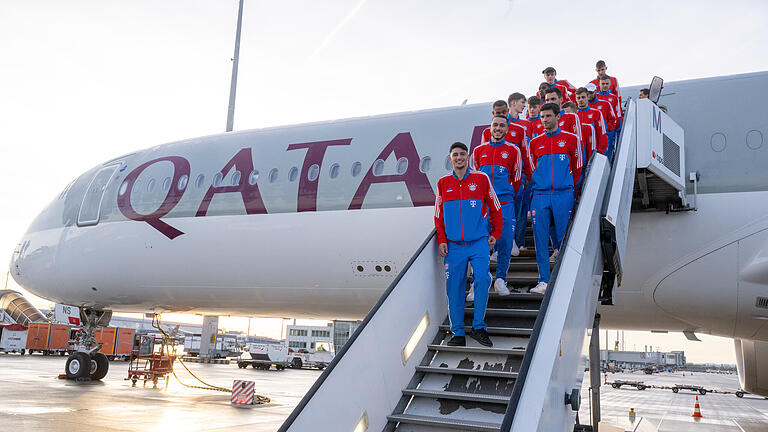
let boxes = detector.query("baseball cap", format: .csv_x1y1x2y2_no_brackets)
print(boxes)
585,83,597,92
542,66,556,74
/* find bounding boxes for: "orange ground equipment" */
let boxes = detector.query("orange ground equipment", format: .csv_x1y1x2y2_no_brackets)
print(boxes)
114,328,135,358
94,327,117,355
48,324,70,354
25,322,50,354
692,395,703,418
127,334,177,387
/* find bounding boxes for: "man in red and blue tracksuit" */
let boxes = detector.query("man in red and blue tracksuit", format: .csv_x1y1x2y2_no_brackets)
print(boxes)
574,88,609,158
435,141,503,347
597,75,623,139
586,83,618,160
474,115,523,296
590,60,622,106
526,103,582,295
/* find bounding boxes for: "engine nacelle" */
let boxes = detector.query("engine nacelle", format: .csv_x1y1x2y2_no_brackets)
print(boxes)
735,338,768,396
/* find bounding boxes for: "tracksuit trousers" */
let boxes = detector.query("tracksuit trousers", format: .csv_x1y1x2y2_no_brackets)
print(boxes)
531,190,574,283
444,238,491,336
514,184,531,248
494,202,516,280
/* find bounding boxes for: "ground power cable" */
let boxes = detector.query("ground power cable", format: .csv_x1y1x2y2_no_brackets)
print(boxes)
150,314,270,403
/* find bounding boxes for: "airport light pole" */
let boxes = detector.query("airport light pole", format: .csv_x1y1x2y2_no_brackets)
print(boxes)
226,0,244,132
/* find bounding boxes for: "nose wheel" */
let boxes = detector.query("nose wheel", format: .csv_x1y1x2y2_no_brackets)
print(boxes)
63,307,113,381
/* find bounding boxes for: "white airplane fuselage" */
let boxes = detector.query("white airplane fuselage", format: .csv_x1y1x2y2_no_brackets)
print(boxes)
10,72,768,345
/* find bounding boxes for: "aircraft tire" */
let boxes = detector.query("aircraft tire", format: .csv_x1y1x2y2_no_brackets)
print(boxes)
89,353,110,380
65,352,91,379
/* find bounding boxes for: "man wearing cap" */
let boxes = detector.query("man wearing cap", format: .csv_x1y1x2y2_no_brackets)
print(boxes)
542,66,577,103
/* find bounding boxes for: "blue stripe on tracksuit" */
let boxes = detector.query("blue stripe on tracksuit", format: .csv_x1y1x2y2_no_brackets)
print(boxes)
444,238,491,336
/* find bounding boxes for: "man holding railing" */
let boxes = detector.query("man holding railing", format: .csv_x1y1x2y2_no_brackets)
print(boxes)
435,141,503,347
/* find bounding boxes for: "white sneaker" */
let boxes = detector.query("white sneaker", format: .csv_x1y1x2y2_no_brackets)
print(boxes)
466,285,475,302
511,240,520,257
494,278,511,296
490,251,498,263
530,282,548,294
519,246,528,252
550,249,559,261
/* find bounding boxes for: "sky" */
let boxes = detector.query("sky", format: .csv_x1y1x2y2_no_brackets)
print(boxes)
2,0,768,363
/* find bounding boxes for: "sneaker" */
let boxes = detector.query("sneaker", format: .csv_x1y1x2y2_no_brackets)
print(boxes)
519,246,528,252
447,335,466,346
469,328,493,347
550,249,559,261
490,250,498,263
494,278,511,296
511,240,520,257
466,285,474,302
530,282,548,294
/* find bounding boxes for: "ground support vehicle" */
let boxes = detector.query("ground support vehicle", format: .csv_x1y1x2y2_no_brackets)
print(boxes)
672,384,709,395
609,380,648,390
237,343,290,370
0,323,28,354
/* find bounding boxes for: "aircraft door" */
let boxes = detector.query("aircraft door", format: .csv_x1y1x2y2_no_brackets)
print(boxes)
77,164,120,226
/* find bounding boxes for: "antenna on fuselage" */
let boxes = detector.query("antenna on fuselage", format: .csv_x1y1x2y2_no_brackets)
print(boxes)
226,0,245,132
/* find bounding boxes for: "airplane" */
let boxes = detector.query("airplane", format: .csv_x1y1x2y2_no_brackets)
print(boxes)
8,70,768,396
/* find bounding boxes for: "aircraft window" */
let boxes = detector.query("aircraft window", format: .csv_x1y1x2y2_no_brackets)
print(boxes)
118,181,128,196
133,179,142,195
195,174,205,189
231,170,241,186
213,172,223,187
396,157,408,175
248,170,259,185
351,162,362,177
329,163,340,179
147,178,156,193
308,164,320,181
373,159,385,176
444,156,452,171
419,156,431,173
178,174,188,190
288,167,299,182
269,168,278,183
162,177,171,192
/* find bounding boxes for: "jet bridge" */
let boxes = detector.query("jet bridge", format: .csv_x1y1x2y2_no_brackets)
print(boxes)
278,98,685,432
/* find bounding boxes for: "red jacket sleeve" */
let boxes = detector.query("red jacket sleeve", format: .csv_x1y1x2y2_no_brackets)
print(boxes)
508,145,523,196
481,127,491,144
570,136,583,187
596,112,609,154
521,138,533,180
484,177,503,240
434,180,447,245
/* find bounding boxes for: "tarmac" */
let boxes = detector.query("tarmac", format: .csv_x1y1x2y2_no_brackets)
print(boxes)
1,354,768,431
579,370,768,431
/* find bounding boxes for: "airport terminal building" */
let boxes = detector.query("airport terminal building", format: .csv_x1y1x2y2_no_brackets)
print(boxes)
601,349,686,369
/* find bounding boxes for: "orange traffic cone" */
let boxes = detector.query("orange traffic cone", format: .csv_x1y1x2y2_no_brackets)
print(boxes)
691,396,703,418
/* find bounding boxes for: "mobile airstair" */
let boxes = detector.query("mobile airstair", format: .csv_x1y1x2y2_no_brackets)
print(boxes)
278,98,687,432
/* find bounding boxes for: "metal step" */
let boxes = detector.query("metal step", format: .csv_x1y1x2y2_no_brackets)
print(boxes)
415,365,519,379
438,325,532,336
466,308,539,318
388,413,501,432
401,388,510,404
427,344,526,356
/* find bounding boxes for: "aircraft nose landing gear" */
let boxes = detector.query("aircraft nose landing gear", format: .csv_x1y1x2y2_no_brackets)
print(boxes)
64,308,112,381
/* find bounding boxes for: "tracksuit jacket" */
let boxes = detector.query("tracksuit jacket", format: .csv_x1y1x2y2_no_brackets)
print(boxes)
435,170,503,245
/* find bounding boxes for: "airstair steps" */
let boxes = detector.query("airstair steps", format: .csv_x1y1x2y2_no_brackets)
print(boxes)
401,388,510,404
437,325,532,336
388,242,543,432
386,413,501,432
414,365,519,379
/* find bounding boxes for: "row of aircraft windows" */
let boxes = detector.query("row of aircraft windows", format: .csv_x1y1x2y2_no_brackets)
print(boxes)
116,156,455,196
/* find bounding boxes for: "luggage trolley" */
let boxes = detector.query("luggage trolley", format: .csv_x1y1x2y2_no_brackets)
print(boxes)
127,334,177,386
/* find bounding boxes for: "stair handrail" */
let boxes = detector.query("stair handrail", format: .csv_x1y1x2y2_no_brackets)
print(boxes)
277,229,437,432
